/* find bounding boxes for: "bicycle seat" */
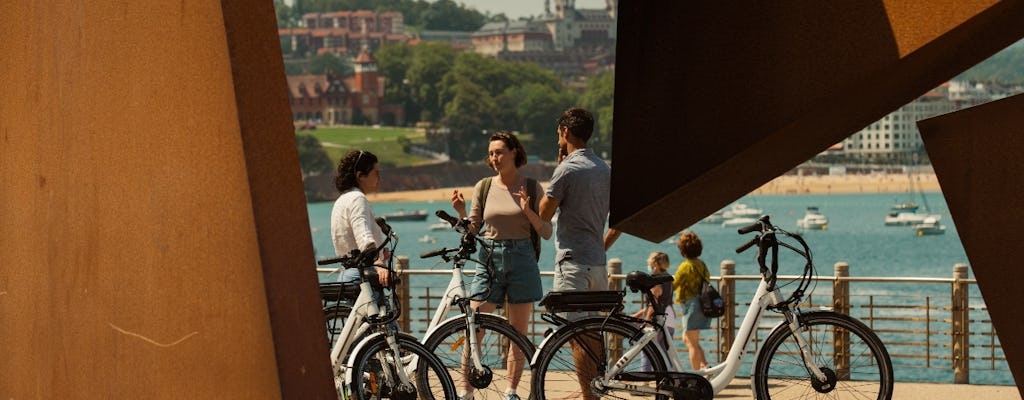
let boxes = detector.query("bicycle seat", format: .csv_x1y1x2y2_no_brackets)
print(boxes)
625,271,673,293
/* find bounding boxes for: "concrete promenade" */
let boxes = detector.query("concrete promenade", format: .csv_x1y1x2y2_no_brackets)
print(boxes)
711,378,1021,399
535,374,1020,399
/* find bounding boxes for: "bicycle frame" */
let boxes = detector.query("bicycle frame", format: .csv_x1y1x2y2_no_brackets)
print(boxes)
535,276,827,397
328,277,420,399
419,259,492,372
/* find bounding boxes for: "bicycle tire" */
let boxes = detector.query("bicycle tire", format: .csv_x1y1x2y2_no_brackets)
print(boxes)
752,311,894,400
349,332,458,400
531,317,670,400
421,313,537,399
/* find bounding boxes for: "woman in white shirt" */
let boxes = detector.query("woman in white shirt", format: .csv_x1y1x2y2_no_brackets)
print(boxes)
331,150,390,287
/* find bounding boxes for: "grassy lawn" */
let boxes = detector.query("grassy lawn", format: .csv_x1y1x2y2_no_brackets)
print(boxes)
299,125,434,167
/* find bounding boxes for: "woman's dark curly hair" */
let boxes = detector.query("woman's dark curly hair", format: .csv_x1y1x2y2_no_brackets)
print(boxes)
676,230,703,259
334,150,378,192
486,131,527,170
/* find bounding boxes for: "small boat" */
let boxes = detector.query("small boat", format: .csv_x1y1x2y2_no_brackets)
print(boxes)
913,217,946,236
890,201,919,213
428,220,450,231
885,211,941,226
382,209,428,222
700,210,726,224
722,203,762,219
417,234,437,243
722,217,758,228
796,206,828,230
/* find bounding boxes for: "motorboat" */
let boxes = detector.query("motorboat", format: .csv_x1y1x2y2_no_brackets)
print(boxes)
427,220,450,231
796,206,829,230
722,217,758,228
890,201,919,213
913,217,946,236
722,203,762,219
700,210,726,224
885,211,941,226
382,209,428,222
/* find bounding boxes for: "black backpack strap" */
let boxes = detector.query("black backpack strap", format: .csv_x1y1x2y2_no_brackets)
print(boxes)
527,177,540,261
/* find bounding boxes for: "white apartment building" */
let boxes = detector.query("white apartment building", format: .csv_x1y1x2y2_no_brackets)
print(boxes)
839,80,1023,163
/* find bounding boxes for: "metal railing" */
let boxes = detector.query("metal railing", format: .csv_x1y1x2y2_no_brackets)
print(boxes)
318,258,1008,384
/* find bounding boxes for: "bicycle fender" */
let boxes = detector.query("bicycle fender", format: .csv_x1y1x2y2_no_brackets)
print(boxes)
343,331,389,384
530,316,644,367
420,312,511,344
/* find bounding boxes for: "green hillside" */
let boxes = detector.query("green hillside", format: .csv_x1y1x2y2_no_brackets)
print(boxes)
956,39,1024,84
300,126,434,167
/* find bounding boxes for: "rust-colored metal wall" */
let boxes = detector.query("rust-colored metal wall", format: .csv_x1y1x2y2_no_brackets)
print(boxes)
919,94,1024,389
0,0,332,398
609,0,1024,243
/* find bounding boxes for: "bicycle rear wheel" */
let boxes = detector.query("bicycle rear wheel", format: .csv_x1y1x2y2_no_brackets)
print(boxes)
531,318,669,400
350,332,457,400
422,313,536,399
753,311,894,400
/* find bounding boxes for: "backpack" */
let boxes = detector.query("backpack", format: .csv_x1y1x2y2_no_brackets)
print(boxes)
476,176,541,261
699,276,725,318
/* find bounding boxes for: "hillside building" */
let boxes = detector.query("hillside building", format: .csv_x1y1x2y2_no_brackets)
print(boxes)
279,10,411,57
470,0,617,78
286,48,404,126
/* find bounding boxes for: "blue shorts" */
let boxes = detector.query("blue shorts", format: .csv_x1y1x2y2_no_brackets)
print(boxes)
470,238,543,304
682,296,711,330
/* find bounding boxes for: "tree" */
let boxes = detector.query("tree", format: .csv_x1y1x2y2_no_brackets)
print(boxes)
443,79,497,162
375,43,418,123
407,43,458,122
499,83,575,161
580,71,615,157
309,53,352,76
295,134,334,177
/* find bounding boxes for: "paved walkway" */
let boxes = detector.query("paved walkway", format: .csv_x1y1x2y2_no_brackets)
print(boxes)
712,378,1021,399
533,375,1020,399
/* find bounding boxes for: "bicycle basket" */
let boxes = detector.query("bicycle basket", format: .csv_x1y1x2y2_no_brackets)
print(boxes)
539,290,624,313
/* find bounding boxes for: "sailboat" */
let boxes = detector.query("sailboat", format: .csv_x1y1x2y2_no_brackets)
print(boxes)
884,169,941,226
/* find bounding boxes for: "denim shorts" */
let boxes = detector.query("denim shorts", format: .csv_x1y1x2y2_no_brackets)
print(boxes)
470,238,543,304
681,296,711,330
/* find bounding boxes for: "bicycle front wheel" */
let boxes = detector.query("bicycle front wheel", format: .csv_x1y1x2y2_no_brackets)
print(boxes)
350,332,457,400
531,318,669,400
422,313,536,399
753,311,893,400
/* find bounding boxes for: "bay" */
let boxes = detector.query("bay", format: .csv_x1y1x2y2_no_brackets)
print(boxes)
307,191,1013,385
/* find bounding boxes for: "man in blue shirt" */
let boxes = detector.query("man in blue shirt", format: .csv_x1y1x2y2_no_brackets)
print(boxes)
539,107,615,400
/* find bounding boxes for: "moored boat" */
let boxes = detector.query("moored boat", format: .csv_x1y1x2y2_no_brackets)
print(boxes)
796,206,829,230
382,209,428,222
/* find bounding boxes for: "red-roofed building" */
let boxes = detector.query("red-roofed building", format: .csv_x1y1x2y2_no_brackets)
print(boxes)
286,48,404,126
280,10,411,57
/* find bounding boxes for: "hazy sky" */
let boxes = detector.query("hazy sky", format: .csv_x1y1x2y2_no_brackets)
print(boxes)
455,0,609,20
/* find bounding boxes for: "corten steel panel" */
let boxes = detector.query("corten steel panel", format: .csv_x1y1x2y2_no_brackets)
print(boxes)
609,0,1024,242
919,94,1024,394
0,0,329,398
219,0,336,398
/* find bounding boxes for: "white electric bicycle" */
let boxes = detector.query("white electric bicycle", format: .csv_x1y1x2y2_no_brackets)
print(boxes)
317,218,457,400
530,215,893,399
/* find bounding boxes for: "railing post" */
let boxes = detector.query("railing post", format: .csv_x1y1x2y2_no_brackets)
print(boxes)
833,262,850,379
396,256,411,333
607,258,623,360
952,263,970,384
608,258,622,290
719,260,736,363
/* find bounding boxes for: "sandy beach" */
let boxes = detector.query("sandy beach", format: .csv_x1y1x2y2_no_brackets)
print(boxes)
367,173,942,203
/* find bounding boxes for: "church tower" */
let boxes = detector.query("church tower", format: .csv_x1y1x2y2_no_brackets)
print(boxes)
353,47,380,123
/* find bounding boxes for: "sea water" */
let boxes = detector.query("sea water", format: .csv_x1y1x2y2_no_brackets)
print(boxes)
307,192,1013,385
